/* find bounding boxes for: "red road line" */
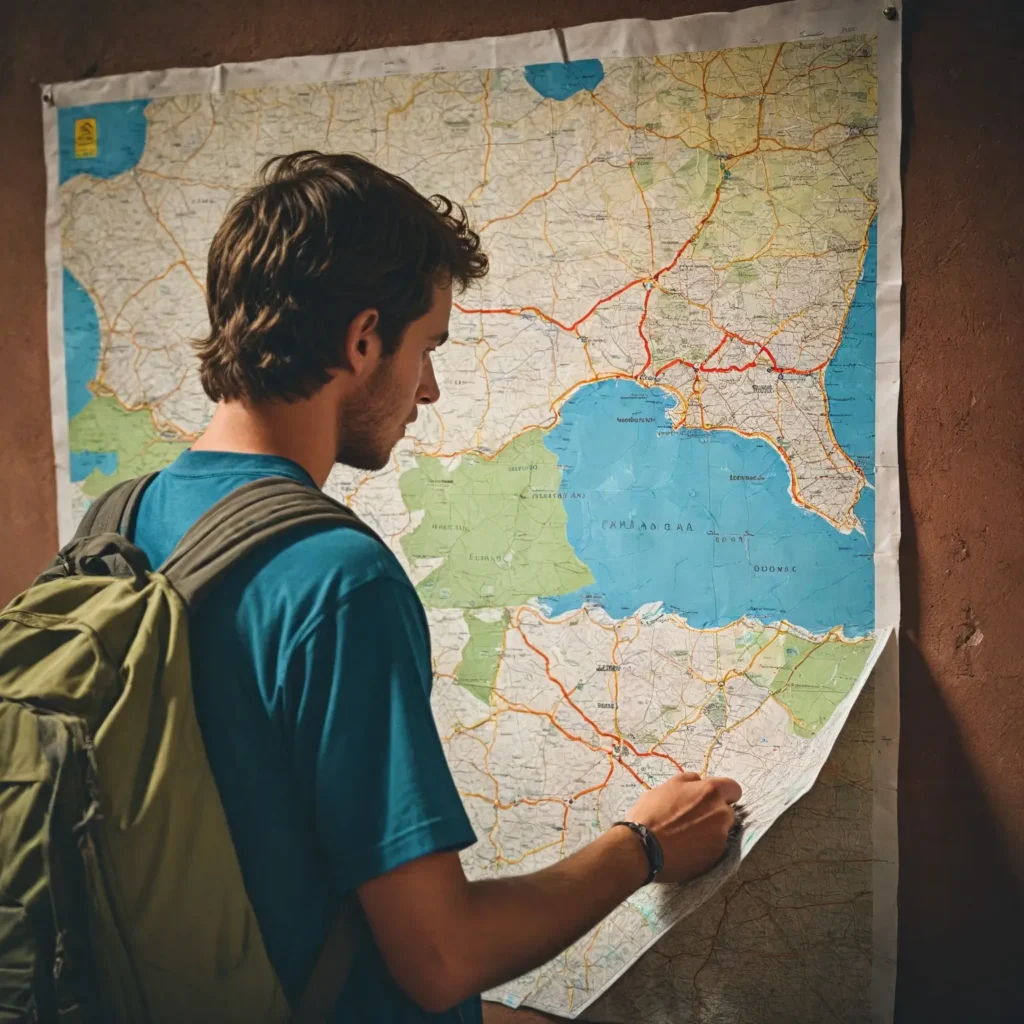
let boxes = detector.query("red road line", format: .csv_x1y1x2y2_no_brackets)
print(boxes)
455,175,859,383
517,626,685,775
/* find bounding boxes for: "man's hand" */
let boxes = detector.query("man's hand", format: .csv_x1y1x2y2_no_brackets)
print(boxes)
625,771,742,884
358,770,742,1013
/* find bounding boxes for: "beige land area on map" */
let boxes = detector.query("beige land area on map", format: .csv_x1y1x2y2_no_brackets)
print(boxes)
60,34,877,531
49,4,899,1019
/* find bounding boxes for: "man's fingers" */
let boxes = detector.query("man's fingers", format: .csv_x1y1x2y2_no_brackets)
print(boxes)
710,776,743,805
674,771,741,805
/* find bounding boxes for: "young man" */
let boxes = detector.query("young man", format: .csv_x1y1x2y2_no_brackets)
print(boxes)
132,151,741,1022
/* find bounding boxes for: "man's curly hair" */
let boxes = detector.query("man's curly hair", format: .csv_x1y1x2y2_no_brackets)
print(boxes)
195,151,488,403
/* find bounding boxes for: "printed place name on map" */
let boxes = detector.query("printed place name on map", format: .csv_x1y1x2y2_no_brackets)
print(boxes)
601,520,695,531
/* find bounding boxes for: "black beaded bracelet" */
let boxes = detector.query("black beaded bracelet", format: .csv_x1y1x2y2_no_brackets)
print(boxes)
612,820,664,885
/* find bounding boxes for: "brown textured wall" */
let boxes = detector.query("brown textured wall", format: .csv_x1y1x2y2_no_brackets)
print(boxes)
1,1,1022,1020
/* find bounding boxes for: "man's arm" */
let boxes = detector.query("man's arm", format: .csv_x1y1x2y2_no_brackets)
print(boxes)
359,772,741,1013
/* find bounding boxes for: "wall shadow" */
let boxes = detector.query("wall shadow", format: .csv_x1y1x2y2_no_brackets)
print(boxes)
895,3,1024,1020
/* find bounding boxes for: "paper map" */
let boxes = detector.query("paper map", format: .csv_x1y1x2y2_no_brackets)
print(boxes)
43,1,902,1019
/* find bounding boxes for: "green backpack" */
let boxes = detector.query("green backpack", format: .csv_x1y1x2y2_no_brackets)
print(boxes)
0,474,378,1023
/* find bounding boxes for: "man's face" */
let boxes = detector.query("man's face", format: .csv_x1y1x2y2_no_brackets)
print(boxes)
336,282,451,471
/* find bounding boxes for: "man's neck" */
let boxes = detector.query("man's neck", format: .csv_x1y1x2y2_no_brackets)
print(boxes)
192,395,337,487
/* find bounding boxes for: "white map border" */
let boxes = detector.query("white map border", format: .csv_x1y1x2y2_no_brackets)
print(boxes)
42,0,902,1018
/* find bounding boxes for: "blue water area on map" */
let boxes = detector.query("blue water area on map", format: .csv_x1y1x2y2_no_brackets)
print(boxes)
63,268,101,420
58,100,150,183
63,268,115,483
70,451,118,481
524,59,604,100
825,219,877,549
541,377,876,635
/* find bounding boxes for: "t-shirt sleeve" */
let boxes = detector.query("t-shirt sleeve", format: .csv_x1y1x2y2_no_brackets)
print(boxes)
285,574,476,891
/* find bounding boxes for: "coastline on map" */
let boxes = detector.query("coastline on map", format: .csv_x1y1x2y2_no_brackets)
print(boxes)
539,377,874,636
59,100,153,485
61,268,120,485
824,217,878,549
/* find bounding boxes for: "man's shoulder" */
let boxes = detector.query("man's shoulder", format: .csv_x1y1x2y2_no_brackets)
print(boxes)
235,516,418,618
279,520,410,597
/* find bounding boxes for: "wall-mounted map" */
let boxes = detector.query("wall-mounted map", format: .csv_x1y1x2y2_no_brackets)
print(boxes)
44,1,902,1018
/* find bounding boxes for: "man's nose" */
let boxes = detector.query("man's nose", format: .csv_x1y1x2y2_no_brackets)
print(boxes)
419,358,441,405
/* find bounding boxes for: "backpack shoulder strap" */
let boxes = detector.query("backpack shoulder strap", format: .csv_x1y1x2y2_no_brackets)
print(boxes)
158,475,382,608
32,474,158,587
72,472,158,540
158,477,378,1016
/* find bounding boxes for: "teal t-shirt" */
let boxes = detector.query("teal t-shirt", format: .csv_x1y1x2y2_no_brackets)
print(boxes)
132,450,481,1024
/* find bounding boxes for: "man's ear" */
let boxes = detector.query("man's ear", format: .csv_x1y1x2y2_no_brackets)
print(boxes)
342,308,381,374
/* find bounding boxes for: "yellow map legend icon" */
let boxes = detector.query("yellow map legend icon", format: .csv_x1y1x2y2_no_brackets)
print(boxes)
74,118,97,158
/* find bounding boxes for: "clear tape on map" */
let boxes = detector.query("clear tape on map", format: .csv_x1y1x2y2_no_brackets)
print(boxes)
42,0,902,1019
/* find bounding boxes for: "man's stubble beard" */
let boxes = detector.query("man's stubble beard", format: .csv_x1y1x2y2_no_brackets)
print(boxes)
334,358,403,472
